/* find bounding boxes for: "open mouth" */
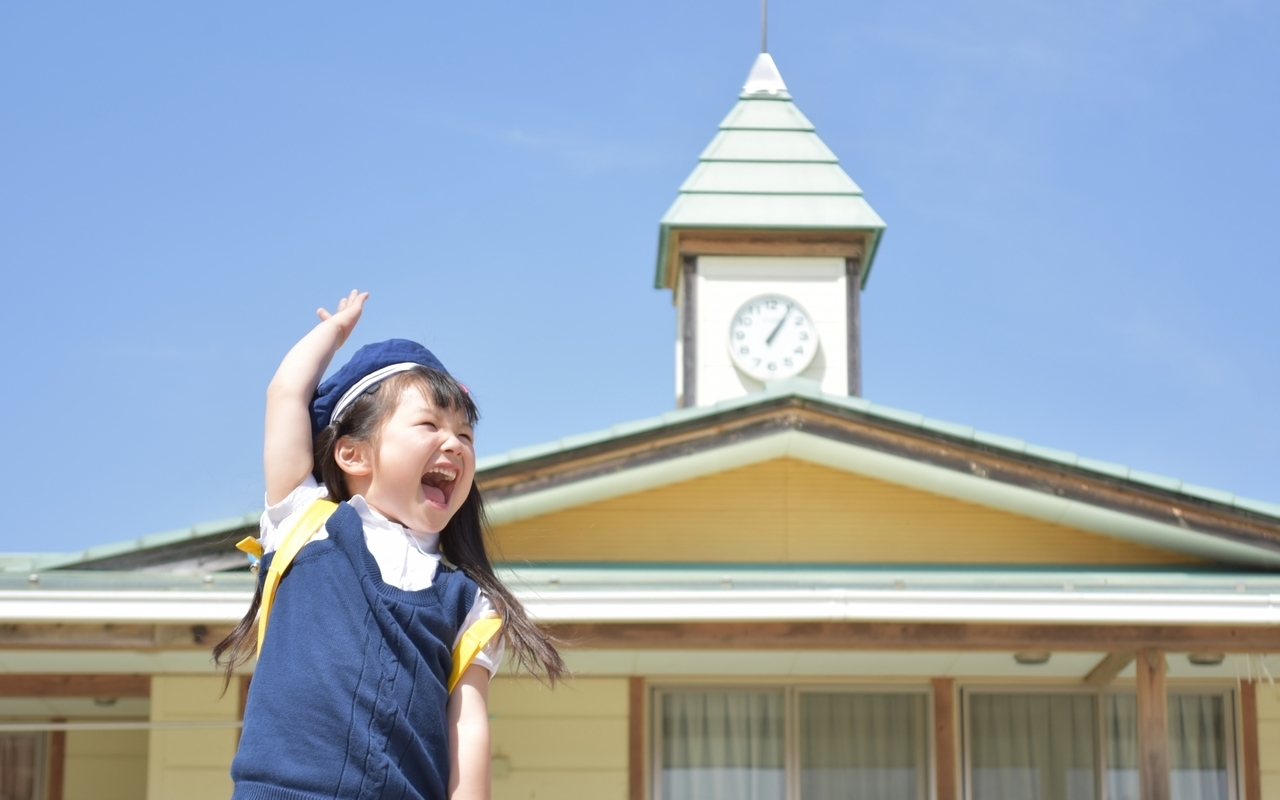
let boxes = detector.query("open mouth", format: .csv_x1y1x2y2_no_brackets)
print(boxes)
420,466,458,507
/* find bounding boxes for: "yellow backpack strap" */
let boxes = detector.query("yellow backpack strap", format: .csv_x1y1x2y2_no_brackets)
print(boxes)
448,617,503,693
257,499,339,653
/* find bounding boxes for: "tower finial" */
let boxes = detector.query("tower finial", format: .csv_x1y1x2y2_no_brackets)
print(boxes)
761,0,768,53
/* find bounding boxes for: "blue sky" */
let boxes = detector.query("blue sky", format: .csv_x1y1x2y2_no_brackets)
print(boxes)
1,0,1276,553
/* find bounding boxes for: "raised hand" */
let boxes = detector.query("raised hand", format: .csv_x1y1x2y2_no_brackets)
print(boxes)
316,290,369,350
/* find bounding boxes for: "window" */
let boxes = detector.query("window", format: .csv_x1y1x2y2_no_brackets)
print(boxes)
0,733,47,800
654,686,930,800
965,689,1237,800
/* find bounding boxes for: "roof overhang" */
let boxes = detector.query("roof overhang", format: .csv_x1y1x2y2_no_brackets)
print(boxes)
654,226,883,295
479,385,1280,568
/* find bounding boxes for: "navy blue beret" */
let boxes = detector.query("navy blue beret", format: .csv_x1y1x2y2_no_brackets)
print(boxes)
309,339,449,437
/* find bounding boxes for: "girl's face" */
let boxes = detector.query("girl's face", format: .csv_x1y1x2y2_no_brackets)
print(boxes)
353,385,476,534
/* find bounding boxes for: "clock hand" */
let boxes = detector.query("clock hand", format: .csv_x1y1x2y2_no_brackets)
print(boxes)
765,304,793,347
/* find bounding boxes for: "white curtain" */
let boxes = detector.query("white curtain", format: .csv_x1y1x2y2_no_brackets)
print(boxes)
969,693,1098,800
1106,694,1228,800
0,734,44,800
661,690,786,800
799,692,925,800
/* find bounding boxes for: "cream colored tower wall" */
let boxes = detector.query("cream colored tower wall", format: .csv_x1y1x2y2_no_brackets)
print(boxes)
489,677,629,800
147,676,239,800
1258,684,1280,798
693,256,848,405
64,729,148,800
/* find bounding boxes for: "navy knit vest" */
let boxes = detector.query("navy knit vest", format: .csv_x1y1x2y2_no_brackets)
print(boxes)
231,502,477,800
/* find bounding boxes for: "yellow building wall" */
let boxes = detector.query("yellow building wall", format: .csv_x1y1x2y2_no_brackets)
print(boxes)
489,677,629,800
493,458,1200,564
147,676,239,800
64,729,148,800
1258,683,1280,799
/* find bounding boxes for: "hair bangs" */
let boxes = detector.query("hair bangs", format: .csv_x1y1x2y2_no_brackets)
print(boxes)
385,366,479,427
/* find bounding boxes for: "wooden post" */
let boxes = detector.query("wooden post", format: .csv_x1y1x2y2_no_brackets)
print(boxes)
845,257,862,396
931,678,958,800
1241,680,1261,800
629,677,645,800
680,256,697,408
47,718,66,800
1135,649,1169,800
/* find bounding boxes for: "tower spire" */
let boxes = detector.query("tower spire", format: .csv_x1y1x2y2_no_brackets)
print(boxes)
761,0,768,53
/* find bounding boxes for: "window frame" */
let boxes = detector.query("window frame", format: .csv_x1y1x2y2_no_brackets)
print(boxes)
961,683,1239,800
650,682,934,800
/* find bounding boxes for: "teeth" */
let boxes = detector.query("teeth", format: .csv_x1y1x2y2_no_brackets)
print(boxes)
425,468,457,481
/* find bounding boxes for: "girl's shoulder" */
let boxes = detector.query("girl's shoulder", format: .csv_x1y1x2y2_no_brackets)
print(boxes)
259,476,331,555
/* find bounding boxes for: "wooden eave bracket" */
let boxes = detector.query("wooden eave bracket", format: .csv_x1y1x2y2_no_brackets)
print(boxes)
663,228,869,289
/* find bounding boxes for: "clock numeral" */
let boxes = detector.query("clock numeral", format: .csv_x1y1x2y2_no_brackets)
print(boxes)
798,332,809,341
784,358,793,367
794,317,804,326
794,346,805,355
765,300,778,310
767,362,777,371
734,331,745,340
753,358,761,367
739,316,753,326
739,346,749,355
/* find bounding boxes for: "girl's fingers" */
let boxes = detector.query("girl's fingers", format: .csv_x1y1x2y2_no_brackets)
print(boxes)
317,308,332,321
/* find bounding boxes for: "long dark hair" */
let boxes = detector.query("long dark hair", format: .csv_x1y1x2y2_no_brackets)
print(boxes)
214,367,566,686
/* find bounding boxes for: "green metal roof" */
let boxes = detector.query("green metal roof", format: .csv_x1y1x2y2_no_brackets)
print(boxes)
655,53,887,289
1,512,258,574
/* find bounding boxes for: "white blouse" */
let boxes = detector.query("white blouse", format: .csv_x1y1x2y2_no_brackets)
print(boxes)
259,476,504,678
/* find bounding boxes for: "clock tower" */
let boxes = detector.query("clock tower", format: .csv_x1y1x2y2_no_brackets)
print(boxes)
657,53,886,408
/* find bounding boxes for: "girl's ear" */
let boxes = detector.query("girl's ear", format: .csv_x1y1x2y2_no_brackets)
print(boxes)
334,436,374,478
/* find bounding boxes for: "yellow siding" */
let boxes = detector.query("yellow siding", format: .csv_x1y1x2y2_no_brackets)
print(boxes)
1259,684,1280,799
493,458,1199,564
147,676,239,800
64,729,147,800
489,677,628,800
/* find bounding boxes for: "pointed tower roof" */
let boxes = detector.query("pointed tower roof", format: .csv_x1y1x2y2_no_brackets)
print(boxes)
655,54,886,288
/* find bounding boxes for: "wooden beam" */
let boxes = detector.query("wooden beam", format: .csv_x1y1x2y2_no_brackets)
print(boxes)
680,255,697,408
545,622,1280,652
845,257,861,396
1241,680,1261,800
1083,652,1134,686
0,624,234,650
0,674,150,697
1136,649,1170,800
47,718,66,800
678,230,866,259
931,678,957,800
628,676,645,800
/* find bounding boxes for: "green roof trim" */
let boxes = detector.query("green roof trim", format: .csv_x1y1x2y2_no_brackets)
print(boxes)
655,54,886,291
3,563,1277,596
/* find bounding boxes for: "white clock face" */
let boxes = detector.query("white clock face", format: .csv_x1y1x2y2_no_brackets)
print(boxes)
727,294,819,381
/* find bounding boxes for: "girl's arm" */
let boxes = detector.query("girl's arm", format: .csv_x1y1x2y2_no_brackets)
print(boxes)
264,290,368,505
447,665,492,800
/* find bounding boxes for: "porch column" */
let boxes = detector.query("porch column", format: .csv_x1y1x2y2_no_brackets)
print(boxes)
931,678,958,800
1135,649,1169,800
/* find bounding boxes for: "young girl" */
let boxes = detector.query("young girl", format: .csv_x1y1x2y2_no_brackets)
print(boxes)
216,290,564,800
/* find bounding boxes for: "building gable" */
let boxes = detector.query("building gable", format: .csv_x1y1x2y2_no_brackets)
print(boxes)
492,458,1201,565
